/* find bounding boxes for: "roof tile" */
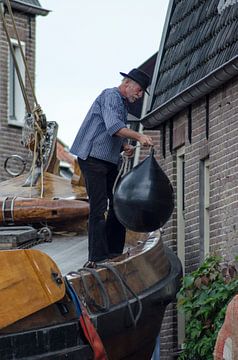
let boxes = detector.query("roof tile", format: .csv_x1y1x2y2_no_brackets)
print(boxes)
152,0,238,110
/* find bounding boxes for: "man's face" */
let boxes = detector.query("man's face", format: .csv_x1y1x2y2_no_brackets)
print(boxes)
125,80,144,103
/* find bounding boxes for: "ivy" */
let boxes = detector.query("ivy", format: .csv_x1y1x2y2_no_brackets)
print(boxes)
177,255,238,360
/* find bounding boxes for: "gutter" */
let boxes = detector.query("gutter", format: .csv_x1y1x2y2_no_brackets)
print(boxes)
5,0,49,16
142,55,238,129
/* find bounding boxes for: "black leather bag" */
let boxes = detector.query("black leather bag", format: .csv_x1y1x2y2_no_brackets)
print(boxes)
113,149,174,232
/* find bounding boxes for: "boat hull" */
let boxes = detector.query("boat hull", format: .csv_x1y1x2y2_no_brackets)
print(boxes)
0,243,181,360
96,246,181,359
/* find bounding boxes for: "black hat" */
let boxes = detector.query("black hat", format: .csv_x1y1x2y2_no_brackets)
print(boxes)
120,68,151,95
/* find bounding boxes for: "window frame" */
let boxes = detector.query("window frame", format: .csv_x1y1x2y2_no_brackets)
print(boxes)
8,38,26,127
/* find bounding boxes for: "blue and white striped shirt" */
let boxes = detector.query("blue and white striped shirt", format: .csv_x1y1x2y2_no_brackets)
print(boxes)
70,87,128,164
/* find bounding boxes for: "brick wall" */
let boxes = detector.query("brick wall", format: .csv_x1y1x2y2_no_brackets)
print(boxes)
0,10,35,182
143,75,238,358
142,124,178,359
209,80,238,259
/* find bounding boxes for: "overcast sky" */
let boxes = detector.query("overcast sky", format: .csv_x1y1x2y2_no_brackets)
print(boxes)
36,0,169,146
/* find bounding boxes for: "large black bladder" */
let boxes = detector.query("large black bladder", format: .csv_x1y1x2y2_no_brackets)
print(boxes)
113,149,174,232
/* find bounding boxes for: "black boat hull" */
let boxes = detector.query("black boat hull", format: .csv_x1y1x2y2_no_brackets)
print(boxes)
0,246,181,360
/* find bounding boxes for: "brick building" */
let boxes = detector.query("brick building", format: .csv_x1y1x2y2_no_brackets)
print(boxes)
0,0,48,181
141,0,238,358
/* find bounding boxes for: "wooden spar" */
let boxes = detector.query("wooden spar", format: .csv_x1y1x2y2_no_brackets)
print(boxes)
0,171,89,230
0,197,89,225
0,167,89,230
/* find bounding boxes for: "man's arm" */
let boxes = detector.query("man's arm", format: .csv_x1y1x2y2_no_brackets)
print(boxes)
115,127,153,146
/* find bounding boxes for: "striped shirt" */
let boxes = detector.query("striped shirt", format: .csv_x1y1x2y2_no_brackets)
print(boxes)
70,87,128,164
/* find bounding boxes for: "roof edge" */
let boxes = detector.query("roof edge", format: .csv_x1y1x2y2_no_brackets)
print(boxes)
146,0,175,112
142,55,238,129
6,0,49,16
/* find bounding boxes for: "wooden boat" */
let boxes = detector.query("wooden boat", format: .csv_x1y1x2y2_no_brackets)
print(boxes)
0,129,182,358
0,230,182,360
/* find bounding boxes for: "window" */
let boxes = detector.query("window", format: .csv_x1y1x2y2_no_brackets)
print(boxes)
8,39,25,126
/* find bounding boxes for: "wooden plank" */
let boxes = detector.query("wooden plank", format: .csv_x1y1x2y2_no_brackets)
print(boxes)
0,249,65,329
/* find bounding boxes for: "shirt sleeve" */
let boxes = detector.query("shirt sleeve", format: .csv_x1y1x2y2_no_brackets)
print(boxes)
101,90,127,136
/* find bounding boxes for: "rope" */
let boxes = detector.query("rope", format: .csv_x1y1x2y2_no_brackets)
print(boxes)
68,262,143,328
39,135,44,198
64,276,109,360
67,269,110,313
64,276,82,317
113,145,156,194
112,146,140,194
96,263,143,327
29,131,37,197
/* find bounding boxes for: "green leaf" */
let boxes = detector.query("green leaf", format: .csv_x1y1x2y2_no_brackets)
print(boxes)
176,254,238,359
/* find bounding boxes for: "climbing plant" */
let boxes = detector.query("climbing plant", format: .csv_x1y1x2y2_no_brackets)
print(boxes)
177,255,238,360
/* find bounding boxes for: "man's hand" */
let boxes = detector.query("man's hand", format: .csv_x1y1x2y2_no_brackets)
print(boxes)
116,128,153,147
138,134,153,147
123,144,134,157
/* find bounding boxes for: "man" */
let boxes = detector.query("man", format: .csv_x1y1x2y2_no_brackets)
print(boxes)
70,68,153,268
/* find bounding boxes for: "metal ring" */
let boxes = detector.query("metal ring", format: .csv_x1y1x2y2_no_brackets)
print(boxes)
37,226,52,242
4,155,26,177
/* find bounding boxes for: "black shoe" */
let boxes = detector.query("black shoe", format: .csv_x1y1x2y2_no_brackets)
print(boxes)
83,259,109,269
83,261,97,269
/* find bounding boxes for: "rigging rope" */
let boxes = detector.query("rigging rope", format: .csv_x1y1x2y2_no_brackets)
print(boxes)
68,262,143,328
96,263,143,328
68,269,110,313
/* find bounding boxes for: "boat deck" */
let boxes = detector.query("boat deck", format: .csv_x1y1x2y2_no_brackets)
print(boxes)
34,233,88,275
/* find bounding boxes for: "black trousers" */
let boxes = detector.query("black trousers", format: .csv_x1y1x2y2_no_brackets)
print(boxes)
78,157,126,261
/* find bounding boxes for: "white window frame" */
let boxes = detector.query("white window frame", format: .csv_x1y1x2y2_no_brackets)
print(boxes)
8,39,26,126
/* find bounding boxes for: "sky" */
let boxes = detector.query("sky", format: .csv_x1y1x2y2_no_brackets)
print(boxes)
36,0,169,147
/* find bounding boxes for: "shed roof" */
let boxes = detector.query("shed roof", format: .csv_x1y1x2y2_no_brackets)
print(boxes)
142,0,238,128
6,0,49,16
